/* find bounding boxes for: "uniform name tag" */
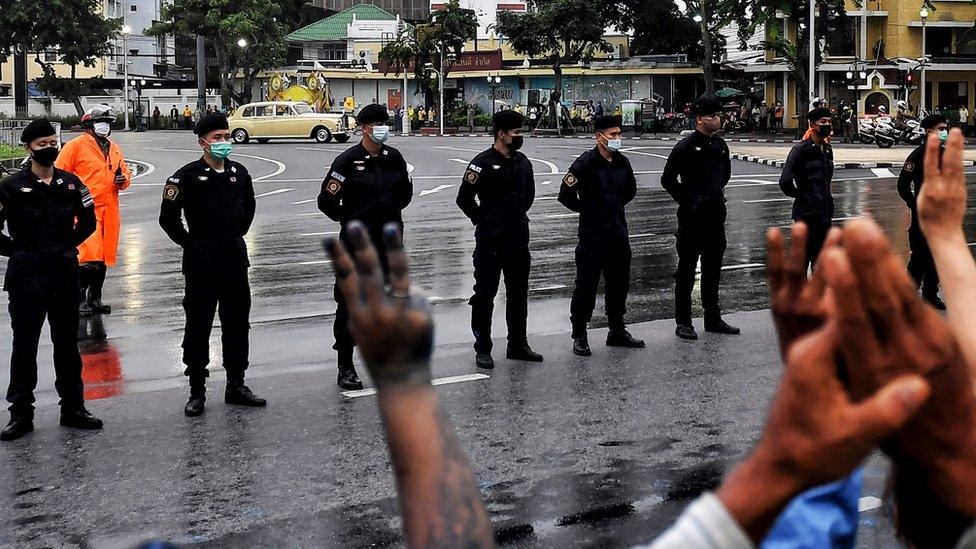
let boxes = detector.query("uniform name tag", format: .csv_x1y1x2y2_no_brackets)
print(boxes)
20,187,32,193
330,171,346,182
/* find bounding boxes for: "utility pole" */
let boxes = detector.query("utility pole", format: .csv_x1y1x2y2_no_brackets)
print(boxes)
808,0,815,109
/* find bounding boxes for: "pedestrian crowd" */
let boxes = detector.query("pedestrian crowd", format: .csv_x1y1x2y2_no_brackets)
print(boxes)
0,93,974,548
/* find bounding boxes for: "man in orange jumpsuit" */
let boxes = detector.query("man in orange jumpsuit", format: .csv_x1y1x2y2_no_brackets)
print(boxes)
56,105,131,317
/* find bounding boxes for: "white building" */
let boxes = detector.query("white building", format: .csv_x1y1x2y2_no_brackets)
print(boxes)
104,0,173,79
430,0,526,40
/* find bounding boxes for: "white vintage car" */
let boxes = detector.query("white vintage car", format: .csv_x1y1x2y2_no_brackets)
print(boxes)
228,101,354,144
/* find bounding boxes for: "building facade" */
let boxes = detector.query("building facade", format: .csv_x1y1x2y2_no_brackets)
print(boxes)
746,0,976,127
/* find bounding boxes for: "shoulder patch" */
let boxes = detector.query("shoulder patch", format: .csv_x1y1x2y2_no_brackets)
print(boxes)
162,184,180,201
325,178,342,195
464,168,480,185
468,164,483,173
562,172,578,187
330,171,346,183
903,161,915,173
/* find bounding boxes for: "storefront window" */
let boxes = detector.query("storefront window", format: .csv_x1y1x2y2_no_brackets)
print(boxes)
864,92,889,115
938,81,968,109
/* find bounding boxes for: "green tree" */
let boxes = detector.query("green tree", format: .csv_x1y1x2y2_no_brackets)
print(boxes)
611,0,703,59
495,0,613,131
147,0,301,107
0,0,120,115
379,0,477,109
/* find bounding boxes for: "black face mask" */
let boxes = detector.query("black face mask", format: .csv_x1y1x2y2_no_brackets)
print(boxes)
817,124,832,139
508,135,524,152
30,146,59,167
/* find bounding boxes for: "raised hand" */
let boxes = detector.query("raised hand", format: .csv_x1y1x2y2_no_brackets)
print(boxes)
918,128,967,245
324,221,434,387
766,222,841,357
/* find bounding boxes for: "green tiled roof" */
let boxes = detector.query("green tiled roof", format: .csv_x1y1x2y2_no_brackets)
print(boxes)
287,4,398,42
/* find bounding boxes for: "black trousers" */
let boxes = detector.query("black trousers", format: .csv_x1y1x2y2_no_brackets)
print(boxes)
907,226,940,298
181,268,251,380
469,242,530,354
570,239,631,337
333,228,392,355
674,222,727,326
802,218,831,270
6,290,85,416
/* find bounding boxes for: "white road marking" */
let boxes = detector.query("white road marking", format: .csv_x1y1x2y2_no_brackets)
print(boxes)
301,231,339,237
859,496,883,512
119,191,132,196
292,198,316,205
720,263,765,271
127,159,156,180
629,233,655,238
618,149,669,160
530,284,567,291
298,212,322,217
726,180,778,188
833,215,863,221
528,157,559,174
419,184,454,197
871,168,896,178
294,147,347,153
449,158,468,164
536,196,559,200
341,373,490,398
545,213,579,219
541,180,552,185
432,145,480,153
254,188,293,198
743,198,793,203
407,162,415,174
147,148,287,181
296,259,330,266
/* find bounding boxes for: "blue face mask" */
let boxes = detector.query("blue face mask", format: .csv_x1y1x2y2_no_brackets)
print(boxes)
607,138,622,151
939,129,949,144
208,141,233,160
369,125,390,144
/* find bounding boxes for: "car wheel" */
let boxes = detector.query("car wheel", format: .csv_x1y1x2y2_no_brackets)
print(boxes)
333,134,350,143
314,127,332,143
256,138,270,144
232,129,250,144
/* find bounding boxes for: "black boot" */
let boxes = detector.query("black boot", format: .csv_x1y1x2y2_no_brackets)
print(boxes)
337,349,363,390
78,263,94,317
59,407,104,430
675,324,698,340
506,344,544,362
0,413,34,441
89,262,111,314
225,378,267,407
573,335,592,356
704,318,741,335
184,380,206,417
475,353,495,369
607,329,646,348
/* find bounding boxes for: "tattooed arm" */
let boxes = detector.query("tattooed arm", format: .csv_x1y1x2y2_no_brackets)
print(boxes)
324,221,494,548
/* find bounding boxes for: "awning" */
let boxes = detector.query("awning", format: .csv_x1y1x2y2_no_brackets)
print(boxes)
908,21,975,28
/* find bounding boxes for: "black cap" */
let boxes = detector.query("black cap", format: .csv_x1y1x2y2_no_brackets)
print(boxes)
691,95,722,116
806,107,832,123
20,118,57,144
356,104,389,125
193,113,229,136
921,113,947,130
492,109,524,133
594,115,622,132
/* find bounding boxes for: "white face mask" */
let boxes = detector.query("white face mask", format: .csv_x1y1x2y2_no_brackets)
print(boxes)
369,125,390,144
606,138,622,151
93,122,111,137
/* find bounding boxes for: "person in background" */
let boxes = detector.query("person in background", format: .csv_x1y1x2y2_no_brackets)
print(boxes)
773,102,784,132
152,106,161,130
170,105,179,130
182,105,193,130
959,105,969,138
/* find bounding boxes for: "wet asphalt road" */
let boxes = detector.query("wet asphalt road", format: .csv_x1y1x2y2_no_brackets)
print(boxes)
1,131,976,547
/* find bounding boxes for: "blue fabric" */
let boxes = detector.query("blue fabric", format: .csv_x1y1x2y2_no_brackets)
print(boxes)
761,468,864,549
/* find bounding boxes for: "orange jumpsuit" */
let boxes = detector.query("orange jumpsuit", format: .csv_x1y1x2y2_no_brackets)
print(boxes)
56,133,132,266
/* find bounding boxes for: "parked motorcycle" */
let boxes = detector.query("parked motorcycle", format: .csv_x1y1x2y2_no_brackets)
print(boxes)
857,117,876,144
874,115,898,148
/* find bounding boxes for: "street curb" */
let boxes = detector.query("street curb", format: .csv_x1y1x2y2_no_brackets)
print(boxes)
395,133,800,143
730,153,976,170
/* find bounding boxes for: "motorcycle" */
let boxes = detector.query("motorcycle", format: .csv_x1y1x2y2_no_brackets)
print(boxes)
874,115,898,148
857,117,876,144
897,118,925,146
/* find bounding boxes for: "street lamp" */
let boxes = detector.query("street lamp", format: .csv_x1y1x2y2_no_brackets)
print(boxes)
130,78,147,131
692,13,703,23
920,7,929,116
424,61,443,136
122,25,132,131
237,38,248,49
487,74,502,114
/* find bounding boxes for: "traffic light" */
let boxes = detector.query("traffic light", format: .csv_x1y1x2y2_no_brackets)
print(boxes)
907,73,915,85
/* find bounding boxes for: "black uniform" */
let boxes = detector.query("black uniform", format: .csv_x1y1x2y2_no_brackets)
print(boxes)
661,130,731,326
318,142,412,353
779,138,835,267
559,148,637,337
0,167,96,416
456,147,535,354
159,159,255,381
898,144,941,299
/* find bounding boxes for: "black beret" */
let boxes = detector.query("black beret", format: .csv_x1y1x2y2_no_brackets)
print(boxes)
356,103,389,125
920,113,947,130
193,113,229,136
691,95,722,116
492,109,524,133
806,107,832,123
594,115,622,131
20,118,57,144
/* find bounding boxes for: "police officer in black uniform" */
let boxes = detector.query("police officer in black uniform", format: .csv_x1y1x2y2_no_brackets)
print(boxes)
898,113,949,309
779,107,835,269
319,103,412,389
661,96,740,341
457,110,543,369
159,113,266,417
559,115,645,355
1,119,103,441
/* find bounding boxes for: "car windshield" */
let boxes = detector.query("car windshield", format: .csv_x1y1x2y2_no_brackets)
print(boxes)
293,103,312,115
